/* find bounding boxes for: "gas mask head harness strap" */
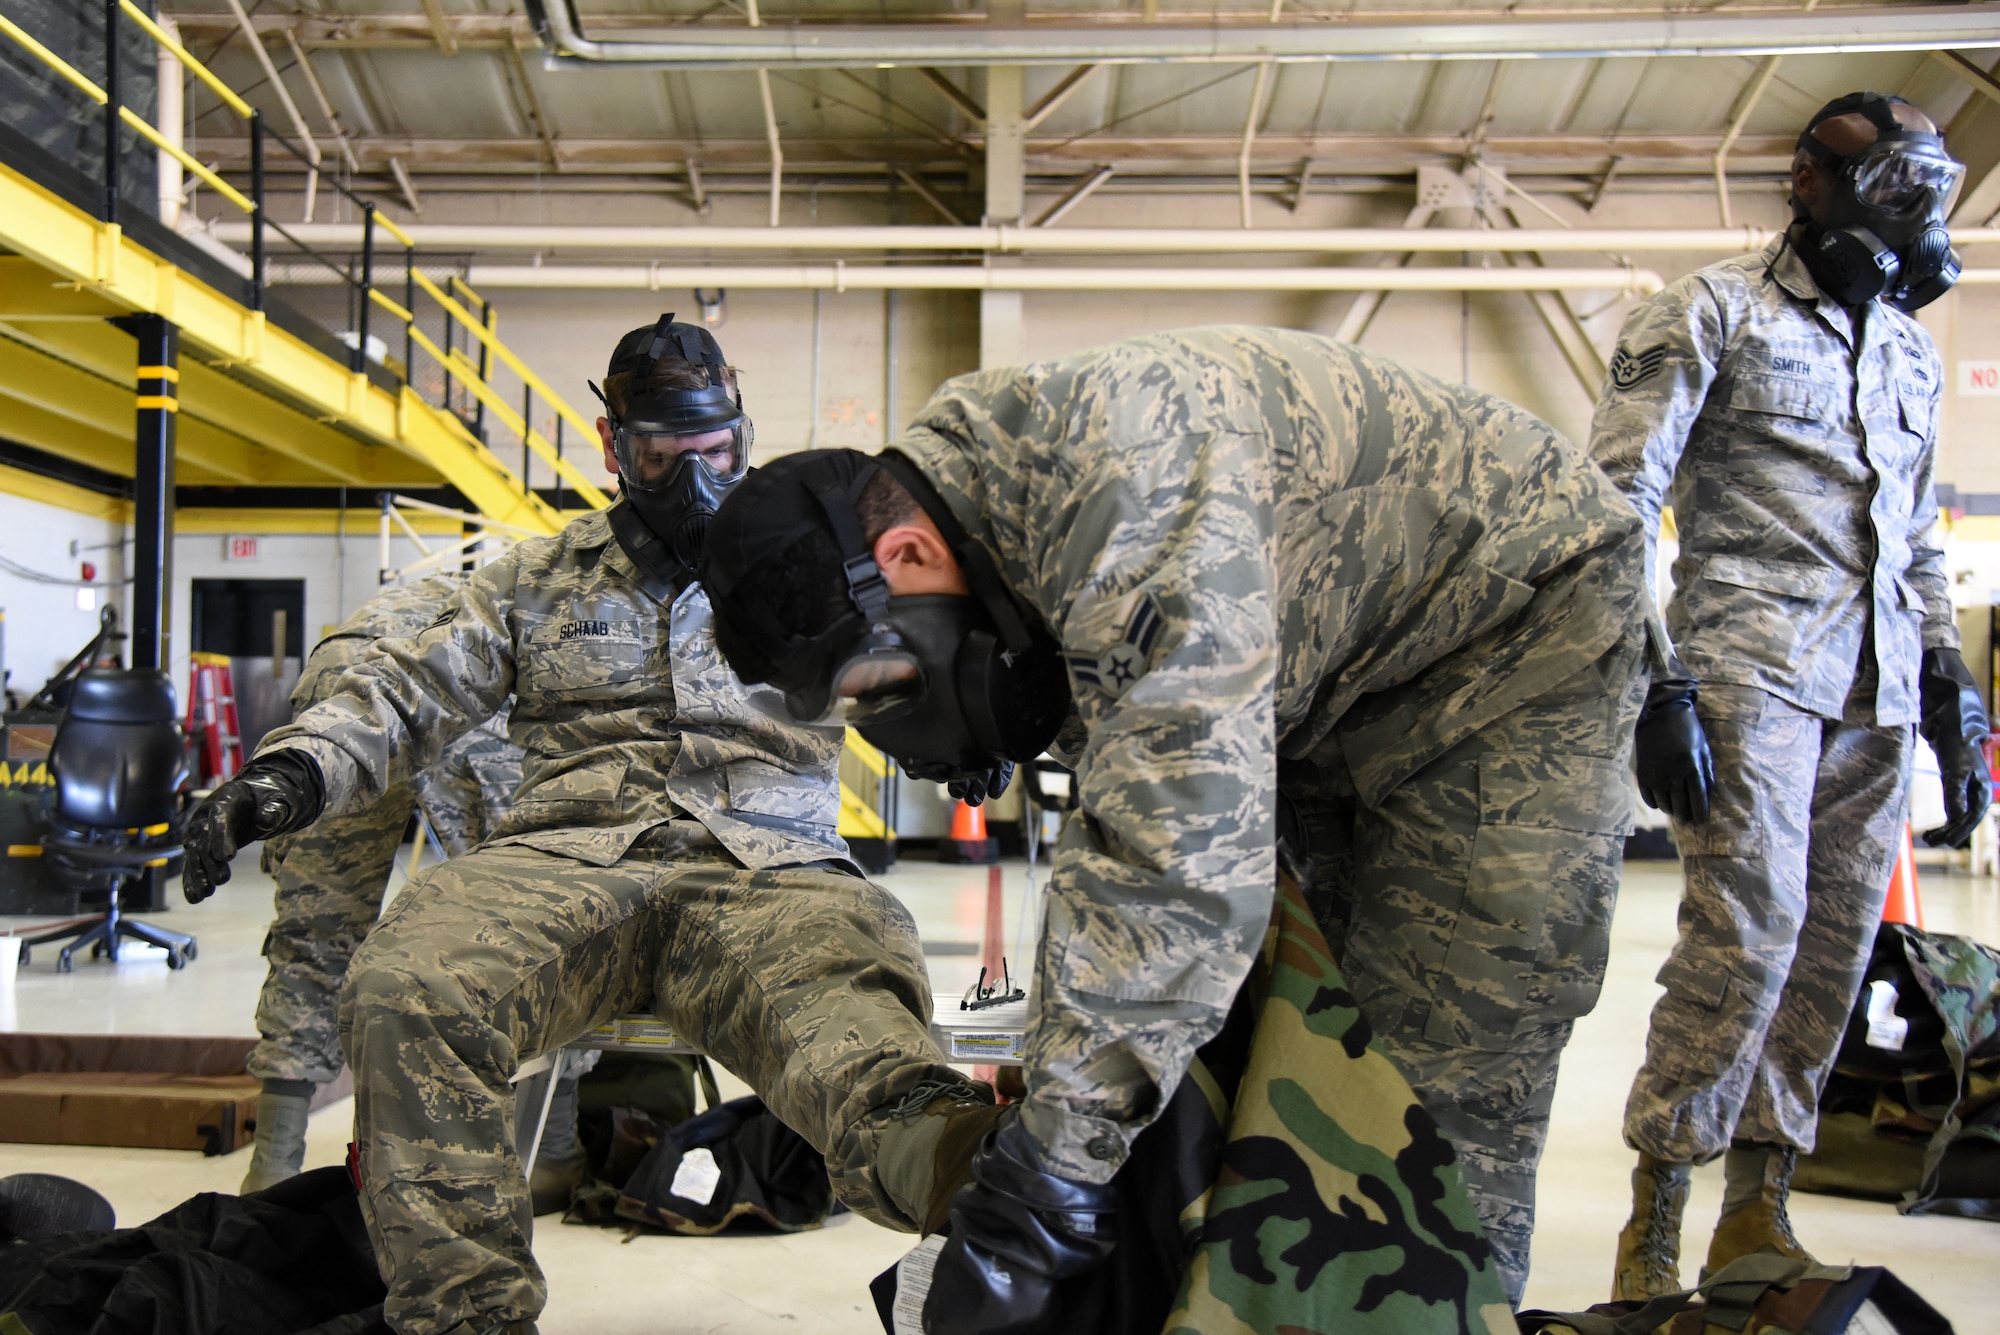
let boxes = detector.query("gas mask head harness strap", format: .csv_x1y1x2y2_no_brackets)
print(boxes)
701,449,1071,780
588,313,754,592
1789,91,1964,313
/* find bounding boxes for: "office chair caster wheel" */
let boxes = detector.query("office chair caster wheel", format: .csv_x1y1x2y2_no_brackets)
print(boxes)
181,942,197,962
165,949,186,970
15,945,28,967
55,953,74,974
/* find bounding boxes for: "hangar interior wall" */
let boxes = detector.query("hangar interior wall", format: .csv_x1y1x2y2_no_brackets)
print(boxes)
4,183,1999,683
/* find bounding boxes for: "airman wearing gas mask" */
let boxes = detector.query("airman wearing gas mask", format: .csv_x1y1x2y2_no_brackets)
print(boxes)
1590,92,1991,1302
701,326,1655,1312
178,317,993,1335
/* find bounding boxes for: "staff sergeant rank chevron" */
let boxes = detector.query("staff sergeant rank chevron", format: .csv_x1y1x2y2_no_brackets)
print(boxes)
1609,344,1670,391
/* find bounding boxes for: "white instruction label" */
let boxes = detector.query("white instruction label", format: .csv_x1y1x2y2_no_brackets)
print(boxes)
1865,980,1909,1052
949,1031,1024,1062
891,1234,947,1335
669,1146,723,1205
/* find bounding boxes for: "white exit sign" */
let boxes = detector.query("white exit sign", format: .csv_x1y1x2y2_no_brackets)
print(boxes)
1960,361,2000,396
224,535,261,562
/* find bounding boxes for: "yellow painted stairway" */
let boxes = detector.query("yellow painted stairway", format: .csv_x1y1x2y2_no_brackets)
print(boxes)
0,6,607,533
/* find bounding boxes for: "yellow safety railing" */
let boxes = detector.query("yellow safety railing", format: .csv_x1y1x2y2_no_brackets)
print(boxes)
114,0,250,119
0,11,251,212
0,5,611,522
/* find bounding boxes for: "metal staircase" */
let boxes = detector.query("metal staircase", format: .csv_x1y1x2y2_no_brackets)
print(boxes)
0,3,607,535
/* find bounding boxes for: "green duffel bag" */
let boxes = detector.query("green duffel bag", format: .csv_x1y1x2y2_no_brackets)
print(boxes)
1794,923,2000,1220
1517,1253,1953,1335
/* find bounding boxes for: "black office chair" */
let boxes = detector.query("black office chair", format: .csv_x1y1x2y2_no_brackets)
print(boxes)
16,669,195,972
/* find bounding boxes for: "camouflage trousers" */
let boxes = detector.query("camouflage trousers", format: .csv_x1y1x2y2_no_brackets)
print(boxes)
1284,625,1645,1304
1624,684,1912,1164
249,727,522,1085
336,828,959,1335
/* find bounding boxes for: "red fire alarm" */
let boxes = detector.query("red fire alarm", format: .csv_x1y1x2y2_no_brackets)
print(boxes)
80,561,96,582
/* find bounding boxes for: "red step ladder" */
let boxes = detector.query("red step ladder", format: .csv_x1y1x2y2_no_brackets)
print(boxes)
186,652,244,786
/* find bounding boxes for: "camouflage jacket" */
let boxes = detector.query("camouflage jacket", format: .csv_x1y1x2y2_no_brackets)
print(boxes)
896,326,1642,1176
295,573,513,742
1589,237,1954,725
260,505,849,870
292,573,521,854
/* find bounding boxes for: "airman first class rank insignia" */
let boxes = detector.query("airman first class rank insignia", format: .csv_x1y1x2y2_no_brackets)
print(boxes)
1609,345,1668,391
1067,594,1164,699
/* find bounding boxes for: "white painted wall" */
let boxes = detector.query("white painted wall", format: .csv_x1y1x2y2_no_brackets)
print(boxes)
413,183,2000,482
163,525,445,709
9,179,2000,723
0,492,128,702
0,494,504,720
483,286,979,485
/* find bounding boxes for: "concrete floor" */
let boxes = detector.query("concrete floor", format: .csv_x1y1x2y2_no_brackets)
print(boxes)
4,852,1997,1330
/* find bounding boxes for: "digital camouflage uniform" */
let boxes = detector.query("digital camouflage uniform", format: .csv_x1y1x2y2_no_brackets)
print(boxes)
258,505,959,1335
249,575,524,1085
1590,237,1950,1165
894,326,1649,1300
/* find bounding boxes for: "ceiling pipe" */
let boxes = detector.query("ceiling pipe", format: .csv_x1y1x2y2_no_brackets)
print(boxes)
213,222,2000,254
517,1,2000,70
267,261,1668,295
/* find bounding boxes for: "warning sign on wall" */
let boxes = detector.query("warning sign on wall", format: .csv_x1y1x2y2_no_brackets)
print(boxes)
1960,361,2000,396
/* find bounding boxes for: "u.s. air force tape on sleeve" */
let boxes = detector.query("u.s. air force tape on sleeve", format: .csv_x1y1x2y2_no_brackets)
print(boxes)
947,1030,1024,1061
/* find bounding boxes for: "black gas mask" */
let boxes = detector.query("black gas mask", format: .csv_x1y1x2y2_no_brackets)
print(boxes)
1791,92,1965,313
590,313,753,592
702,450,1072,804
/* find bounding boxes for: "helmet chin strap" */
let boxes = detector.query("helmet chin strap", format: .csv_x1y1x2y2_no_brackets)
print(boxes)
607,493,695,603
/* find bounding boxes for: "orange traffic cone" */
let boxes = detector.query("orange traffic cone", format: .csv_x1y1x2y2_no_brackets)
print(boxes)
940,798,1000,865
1881,822,1923,929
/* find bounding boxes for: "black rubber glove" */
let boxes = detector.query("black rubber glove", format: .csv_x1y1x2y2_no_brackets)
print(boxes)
1918,647,1992,849
1634,675,1714,824
900,759,1015,807
948,762,1014,807
182,750,327,903
922,1121,1118,1335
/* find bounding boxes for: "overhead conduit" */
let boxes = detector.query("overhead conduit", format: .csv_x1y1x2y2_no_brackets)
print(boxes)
262,262,1671,295
225,224,2000,296
519,1,2000,69
215,223,2000,256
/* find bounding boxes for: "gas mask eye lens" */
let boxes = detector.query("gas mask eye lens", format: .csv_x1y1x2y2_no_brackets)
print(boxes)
614,430,743,488
828,654,924,725
1853,144,1964,214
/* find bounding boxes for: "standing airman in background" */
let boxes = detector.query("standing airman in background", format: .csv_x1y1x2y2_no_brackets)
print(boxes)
1591,91,1991,1300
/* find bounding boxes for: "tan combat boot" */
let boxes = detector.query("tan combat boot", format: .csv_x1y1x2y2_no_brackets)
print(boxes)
240,1081,315,1195
1704,1142,1813,1280
1611,1152,1692,1302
